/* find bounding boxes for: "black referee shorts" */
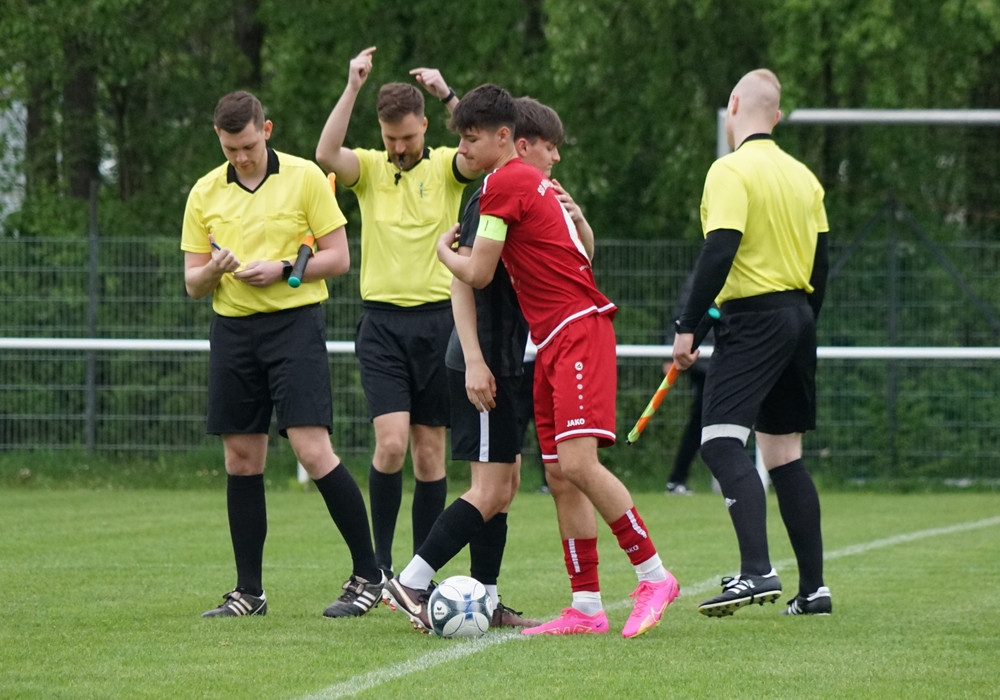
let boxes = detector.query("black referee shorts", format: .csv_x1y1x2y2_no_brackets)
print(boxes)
207,304,332,437
447,368,523,463
355,301,452,426
703,293,817,438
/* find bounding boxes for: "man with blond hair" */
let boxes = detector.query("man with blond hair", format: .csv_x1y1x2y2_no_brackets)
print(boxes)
672,69,831,617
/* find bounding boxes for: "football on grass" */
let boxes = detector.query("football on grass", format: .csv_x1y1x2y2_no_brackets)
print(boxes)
428,575,495,638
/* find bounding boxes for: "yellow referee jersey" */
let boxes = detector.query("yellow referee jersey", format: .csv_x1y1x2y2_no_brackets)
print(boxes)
348,147,468,306
181,149,347,317
700,136,829,305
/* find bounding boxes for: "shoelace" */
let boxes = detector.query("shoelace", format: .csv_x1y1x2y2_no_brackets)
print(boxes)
495,595,524,616
629,580,656,604
496,602,523,616
340,575,378,600
720,575,755,592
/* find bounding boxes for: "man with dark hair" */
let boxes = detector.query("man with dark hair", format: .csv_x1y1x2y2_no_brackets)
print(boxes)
436,84,679,639
182,90,382,619
672,68,831,618
382,95,590,633
316,47,479,592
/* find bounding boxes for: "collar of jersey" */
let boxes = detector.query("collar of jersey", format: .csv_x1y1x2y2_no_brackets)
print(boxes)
736,133,774,149
226,147,280,185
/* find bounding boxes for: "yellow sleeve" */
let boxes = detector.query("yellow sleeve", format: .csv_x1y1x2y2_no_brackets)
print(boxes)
701,160,748,235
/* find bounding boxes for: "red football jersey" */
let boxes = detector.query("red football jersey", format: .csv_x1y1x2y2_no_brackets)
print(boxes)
478,158,615,348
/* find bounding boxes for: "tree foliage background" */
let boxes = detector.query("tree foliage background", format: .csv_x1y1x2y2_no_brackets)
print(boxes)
1,0,998,243
1,0,1000,478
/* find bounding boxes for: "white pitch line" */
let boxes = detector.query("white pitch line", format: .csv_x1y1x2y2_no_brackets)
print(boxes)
299,515,1000,700
297,631,525,700
682,514,1000,598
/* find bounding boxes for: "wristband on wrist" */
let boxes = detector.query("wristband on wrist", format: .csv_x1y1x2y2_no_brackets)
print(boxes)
674,318,696,335
441,88,457,104
282,260,293,280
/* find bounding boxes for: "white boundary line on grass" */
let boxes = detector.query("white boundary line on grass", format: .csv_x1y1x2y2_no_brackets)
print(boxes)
299,515,1000,700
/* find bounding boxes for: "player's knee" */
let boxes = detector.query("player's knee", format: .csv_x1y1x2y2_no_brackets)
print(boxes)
464,485,512,520
374,434,408,466
544,462,569,494
700,436,753,484
292,445,329,473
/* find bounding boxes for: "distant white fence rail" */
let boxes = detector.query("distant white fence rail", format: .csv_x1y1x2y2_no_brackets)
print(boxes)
5,338,1000,360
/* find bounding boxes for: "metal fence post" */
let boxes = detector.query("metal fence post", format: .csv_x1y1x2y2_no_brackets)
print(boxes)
85,180,99,453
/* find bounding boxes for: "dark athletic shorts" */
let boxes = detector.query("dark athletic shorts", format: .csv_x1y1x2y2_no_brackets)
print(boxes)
207,304,331,437
355,301,452,425
448,367,523,463
702,292,817,437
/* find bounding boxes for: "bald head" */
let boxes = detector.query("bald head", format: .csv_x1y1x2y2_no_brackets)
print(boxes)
735,69,781,118
725,68,782,149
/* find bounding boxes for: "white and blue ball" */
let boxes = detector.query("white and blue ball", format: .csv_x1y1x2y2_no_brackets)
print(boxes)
428,575,495,638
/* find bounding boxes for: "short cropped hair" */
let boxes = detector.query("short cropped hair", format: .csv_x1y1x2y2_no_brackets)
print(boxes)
214,91,265,133
449,84,517,134
377,82,425,122
514,97,564,146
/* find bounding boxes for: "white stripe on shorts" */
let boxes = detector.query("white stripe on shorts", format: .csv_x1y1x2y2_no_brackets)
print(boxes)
479,410,490,462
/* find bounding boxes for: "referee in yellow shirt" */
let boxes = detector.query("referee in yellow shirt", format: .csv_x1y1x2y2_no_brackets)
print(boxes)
317,47,479,580
672,69,832,618
182,91,383,619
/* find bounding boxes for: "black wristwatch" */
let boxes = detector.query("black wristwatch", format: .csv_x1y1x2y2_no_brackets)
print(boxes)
281,260,292,280
441,88,457,104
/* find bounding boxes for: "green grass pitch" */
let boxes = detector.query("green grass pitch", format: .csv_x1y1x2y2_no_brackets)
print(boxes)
2,487,998,699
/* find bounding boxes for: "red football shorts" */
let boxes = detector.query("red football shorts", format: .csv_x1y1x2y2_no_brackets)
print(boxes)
533,312,618,462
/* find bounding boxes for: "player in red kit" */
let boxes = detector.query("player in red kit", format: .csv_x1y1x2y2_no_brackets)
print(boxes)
436,84,678,638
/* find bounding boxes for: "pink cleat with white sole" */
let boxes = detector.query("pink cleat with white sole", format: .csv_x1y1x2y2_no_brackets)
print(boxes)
622,573,679,638
521,607,610,635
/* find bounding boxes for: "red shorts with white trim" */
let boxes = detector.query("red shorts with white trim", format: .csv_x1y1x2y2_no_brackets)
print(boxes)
533,313,617,462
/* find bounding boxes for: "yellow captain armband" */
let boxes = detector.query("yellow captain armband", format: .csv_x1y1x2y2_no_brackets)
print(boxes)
476,214,508,242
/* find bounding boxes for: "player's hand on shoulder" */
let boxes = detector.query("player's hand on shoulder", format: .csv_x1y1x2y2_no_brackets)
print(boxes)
552,179,583,223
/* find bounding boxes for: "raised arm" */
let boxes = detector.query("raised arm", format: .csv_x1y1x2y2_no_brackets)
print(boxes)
410,66,479,181
316,46,376,186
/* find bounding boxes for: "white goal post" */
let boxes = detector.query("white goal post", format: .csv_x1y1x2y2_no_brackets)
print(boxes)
717,108,1000,157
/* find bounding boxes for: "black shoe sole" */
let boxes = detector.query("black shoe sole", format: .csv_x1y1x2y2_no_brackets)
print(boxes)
698,590,782,617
